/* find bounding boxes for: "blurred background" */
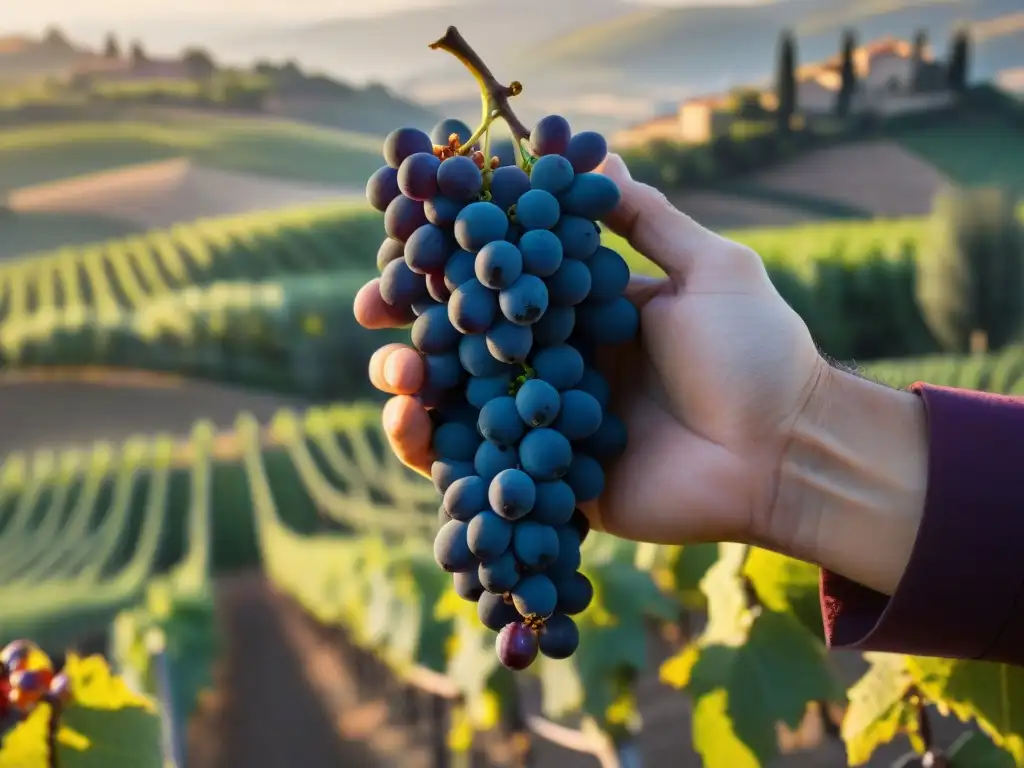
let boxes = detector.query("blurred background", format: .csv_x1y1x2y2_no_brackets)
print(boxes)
0,0,1022,766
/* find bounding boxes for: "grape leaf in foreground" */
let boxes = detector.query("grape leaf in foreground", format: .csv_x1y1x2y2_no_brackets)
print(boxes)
840,652,918,766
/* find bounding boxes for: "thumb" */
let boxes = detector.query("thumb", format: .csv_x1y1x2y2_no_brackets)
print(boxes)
598,153,727,283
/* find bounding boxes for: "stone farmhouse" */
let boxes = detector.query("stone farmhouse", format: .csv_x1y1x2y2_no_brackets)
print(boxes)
613,36,954,147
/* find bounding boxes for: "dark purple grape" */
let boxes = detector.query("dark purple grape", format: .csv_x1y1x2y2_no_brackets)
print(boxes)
530,115,571,157
478,591,521,631
431,118,474,149
490,166,532,213
565,131,608,174
496,622,539,670
437,155,484,202
538,614,580,659
427,271,451,303
383,127,434,169
366,165,401,211
379,258,428,308
384,195,428,243
398,152,441,201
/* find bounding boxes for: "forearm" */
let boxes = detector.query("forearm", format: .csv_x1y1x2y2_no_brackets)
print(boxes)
775,365,929,596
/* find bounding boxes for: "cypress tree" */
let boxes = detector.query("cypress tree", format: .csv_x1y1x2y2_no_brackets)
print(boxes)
947,28,970,92
836,29,858,118
103,33,120,59
775,30,797,133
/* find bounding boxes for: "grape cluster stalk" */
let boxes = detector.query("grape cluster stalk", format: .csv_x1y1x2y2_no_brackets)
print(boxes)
365,27,637,671
0,639,74,765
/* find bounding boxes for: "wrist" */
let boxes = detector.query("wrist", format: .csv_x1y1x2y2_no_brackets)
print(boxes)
773,363,929,595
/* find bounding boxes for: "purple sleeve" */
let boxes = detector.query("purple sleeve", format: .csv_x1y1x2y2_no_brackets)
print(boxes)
819,382,1024,665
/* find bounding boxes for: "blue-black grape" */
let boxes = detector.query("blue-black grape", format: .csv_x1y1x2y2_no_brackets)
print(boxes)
576,296,640,345
424,352,464,390
565,131,608,174
490,166,531,213
546,525,582,580
496,622,539,670
563,452,605,502
433,421,480,462
366,165,401,211
443,475,489,521
488,468,536,521
511,573,558,618
530,154,574,195
546,259,592,306
468,510,514,561
425,196,466,227
478,397,526,447
552,389,603,440
538,614,580,659
454,570,485,601
437,155,483,202
431,118,474,148
530,115,571,157
554,571,593,615
499,275,549,325
515,379,561,427
434,519,477,573
427,272,450,303
444,249,476,290
575,412,627,460
454,201,509,252
515,189,560,231
398,152,441,201
431,458,476,494
486,320,533,363
552,215,600,260
479,592,521,631
458,333,511,378
412,297,440,317
384,194,429,243
532,305,575,346
530,480,576,526
518,428,573,481
575,367,611,409
513,521,560,571
467,374,513,409
531,344,585,390
518,229,563,277
383,127,433,168
479,551,520,593
475,240,523,290
558,173,621,220
449,278,498,334
405,223,453,274
412,304,460,354
377,238,405,272
474,441,519,483
585,246,630,302
380,258,428,307
569,509,591,543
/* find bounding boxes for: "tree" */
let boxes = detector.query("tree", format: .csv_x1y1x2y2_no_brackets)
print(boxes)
182,47,216,80
775,30,797,133
103,33,120,59
129,41,147,67
910,29,928,90
916,185,1024,353
835,29,858,118
947,28,970,92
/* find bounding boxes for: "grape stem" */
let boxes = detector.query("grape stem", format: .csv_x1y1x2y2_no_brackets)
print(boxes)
428,26,532,156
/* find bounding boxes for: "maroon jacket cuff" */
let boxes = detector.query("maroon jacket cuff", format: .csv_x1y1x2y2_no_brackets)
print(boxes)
820,382,1024,664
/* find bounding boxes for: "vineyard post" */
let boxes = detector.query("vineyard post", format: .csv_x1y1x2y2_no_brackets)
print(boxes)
146,628,185,768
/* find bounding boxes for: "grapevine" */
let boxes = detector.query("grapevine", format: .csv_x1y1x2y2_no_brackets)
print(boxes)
0,639,74,767
365,26,634,670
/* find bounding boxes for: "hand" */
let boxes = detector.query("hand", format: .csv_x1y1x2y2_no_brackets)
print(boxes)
354,153,832,557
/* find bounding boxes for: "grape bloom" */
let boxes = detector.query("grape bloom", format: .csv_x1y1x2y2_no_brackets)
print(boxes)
365,27,634,671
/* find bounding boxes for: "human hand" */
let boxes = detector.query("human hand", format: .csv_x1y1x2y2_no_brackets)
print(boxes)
353,154,830,557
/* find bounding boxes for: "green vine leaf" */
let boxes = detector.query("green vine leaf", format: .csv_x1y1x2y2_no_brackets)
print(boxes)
841,652,918,766
742,547,823,637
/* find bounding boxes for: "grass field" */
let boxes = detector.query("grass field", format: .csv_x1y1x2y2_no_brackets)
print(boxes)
0,114,386,191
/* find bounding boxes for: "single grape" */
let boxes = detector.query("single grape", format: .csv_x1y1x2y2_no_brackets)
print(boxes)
366,165,401,211
443,475,490,521
518,229,563,278
449,278,499,334
380,258,428,308
486,320,533,363
515,378,561,427
532,305,575,346
546,259,592,306
569,509,591,543
478,591,522,631
499,275,549,325
539,614,580,659
554,571,593,615
411,304,460,354
496,622,540,670
563,452,605,502
404,223,453,274
468,510,514,561
475,240,523,290
398,152,441,201
432,422,481,463
454,570,485,602
444,249,476,290
431,459,476,494
488,468,537,521
454,201,509,252
430,118,474,148
427,272,451,303
546,526,583,580
434,401,479,429
425,352,464,390
384,194,429,242
511,573,558,617
412,297,440,317
515,189,560,231
552,390,603,440
425,196,466,227
479,551,521,593
575,367,611,409
558,173,621,220
530,154,575,195
530,114,572,157
531,344,585,390
490,165,532,212
467,374,514,409
576,296,640,346
459,333,513,378
434,519,477,573
376,238,405,272
518,428,573,481
478,397,526,447
513,521,560,571
584,246,630,302
575,412,627,460
530,480,576,526
383,127,434,168
437,155,483,202
552,215,601,260
565,131,608,174
474,441,519,484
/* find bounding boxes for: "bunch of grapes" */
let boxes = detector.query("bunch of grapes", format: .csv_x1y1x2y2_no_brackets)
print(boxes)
366,104,635,671
0,639,73,744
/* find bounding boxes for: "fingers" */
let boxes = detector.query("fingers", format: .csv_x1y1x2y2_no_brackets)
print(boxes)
354,279,416,329
369,343,424,394
382,395,434,476
597,153,734,284
623,274,669,309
